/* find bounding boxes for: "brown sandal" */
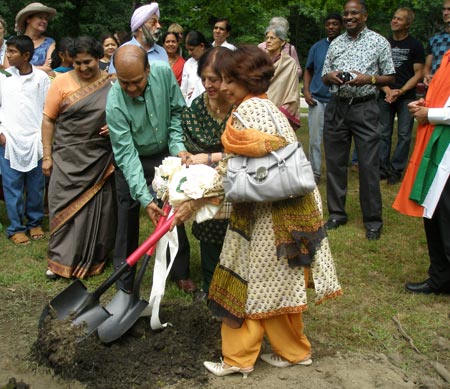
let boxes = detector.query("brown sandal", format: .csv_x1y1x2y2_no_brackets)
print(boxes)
29,226,45,240
9,232,30,245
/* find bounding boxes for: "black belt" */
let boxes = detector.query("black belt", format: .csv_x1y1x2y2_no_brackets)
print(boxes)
334,94,376,105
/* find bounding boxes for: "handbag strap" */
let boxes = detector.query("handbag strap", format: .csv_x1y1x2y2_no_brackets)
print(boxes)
232,98,285,138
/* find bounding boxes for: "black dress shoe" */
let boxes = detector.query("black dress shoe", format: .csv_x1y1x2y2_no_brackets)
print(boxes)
366,227,381,240
405,281,437,295
325,219,347,230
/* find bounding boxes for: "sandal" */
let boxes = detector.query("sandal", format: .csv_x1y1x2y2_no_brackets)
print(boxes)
29,226,45,240
9,232,30,246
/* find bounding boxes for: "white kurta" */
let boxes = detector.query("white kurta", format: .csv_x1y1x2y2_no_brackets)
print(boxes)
0,66,50,172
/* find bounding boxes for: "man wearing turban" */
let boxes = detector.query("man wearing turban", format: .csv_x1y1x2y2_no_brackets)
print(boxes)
109,2,168,73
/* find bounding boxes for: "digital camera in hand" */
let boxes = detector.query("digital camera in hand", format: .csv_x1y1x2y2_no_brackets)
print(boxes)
337,71,354,82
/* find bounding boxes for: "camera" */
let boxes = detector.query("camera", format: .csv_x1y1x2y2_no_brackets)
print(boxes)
337,71,354,82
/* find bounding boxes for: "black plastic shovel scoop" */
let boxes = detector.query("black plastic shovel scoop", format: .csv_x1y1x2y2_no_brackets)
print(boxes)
97,204,171,343
39,212,175,337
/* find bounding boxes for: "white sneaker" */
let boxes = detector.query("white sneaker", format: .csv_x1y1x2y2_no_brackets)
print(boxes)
204,359,253,378
45,269,58,280
260,353,312,368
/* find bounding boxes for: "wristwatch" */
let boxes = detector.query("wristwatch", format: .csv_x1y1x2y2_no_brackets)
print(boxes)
371,75,376,85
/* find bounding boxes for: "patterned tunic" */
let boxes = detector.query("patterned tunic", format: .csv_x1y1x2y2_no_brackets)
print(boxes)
322,27,395,98
209,98,342,323
182,93,231,243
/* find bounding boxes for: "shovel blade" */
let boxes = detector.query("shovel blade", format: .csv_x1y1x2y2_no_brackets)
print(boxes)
39,279,111,336
97,289,149,343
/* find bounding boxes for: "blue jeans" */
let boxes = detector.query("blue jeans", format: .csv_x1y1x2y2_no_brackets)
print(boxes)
378,96,414,177
0,146,45,237
308,99,327,179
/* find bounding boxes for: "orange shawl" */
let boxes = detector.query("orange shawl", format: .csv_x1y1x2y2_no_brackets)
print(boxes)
393,50,450,217
221,94,288,157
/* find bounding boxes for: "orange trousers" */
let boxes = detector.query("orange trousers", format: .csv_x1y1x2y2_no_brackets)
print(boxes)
221,313,311,368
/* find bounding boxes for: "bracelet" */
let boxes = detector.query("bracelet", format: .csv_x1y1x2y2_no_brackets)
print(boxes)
42,156,52,161
207,153,212,165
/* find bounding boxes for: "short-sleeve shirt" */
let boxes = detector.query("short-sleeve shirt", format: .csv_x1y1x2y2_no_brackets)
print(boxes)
387,35,425,98
305,38,332,102
322,27,395,98
425,32,450,75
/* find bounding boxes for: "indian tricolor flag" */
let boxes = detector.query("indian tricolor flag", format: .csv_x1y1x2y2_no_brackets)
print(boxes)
410,125,450,219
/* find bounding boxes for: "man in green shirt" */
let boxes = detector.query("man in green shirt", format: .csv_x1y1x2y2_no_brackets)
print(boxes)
107,45,194,292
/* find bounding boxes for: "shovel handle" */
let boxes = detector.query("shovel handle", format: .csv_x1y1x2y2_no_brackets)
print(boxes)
126,213,175,267
89,204,174,300
145,202,171,256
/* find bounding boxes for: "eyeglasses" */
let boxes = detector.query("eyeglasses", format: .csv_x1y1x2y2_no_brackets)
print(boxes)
265,35,280,41
443,7,450,10
342,10,362,16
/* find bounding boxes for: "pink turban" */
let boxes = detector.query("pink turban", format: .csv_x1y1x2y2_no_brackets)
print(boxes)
130,2,160,32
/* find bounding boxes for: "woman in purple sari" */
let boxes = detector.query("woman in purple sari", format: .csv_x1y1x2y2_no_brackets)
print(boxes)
41,36,116,279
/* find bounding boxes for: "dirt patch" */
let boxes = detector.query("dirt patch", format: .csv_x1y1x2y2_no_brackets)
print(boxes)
1,286,449,389
31,300,221,388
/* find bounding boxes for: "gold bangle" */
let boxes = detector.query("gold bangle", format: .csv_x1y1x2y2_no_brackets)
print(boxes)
42,156,52,161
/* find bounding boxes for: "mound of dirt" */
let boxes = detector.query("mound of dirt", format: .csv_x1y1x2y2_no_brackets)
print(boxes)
31,300,221,389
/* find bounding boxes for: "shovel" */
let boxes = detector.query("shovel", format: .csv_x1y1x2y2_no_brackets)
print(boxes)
97,204,171,343
39,211,175,337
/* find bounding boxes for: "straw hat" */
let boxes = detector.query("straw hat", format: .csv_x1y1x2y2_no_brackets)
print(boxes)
15,2,57,33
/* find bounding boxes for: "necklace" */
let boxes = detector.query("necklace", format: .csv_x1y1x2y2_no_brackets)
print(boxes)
205,94,230,121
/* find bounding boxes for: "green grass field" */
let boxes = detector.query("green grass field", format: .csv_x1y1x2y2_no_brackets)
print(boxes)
0,120,449,381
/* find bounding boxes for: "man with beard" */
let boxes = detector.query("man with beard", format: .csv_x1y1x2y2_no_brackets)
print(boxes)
107,5,197,294
321,0,395,240
109,2,167,74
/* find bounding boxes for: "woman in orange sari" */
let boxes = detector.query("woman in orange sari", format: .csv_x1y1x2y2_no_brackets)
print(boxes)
42,36,116,279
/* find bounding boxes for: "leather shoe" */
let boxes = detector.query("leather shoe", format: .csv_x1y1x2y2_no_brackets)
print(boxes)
405,281,438,295
366,227,381,241
176,278,198,293
325,219,347,230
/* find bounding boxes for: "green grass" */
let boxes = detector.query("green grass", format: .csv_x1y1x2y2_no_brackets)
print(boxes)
0,119,449,379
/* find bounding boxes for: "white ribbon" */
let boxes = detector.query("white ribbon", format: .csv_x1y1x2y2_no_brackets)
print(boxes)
147,216,179,330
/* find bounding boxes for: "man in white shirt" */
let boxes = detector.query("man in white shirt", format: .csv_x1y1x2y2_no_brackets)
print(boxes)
212,18,236,50
0,35,49,245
